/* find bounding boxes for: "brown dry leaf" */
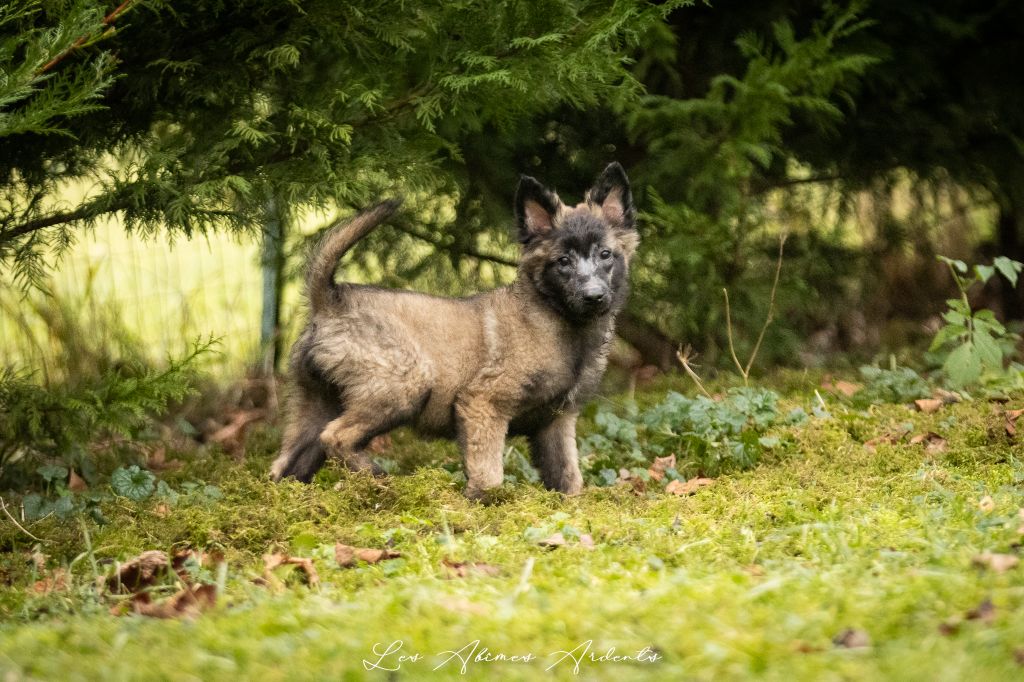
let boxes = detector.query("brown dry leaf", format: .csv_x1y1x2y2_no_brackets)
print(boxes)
1004,409,1023,439
935,388,962,404
648,455,676,482
107,550,169,593
537,532,567,549
966,598,996,624
208,409,265,455
822,379,862,398
908,432,948,454
441,559,501,579
31,567,69,595
263,552,320,585
792,640,823,654
832,628,871,649
133,583,217,619
153,503,171,518
666,477,714,496
1015,648,1024,667
938,618,960,636
914,398,943,413
146,446,182,472
864,432,905,452
617,468,632,481
367,434,392,454
334,544,401,568
629,477,647,495
579,534,596,550
744,564,765,577
973,551,1020,573
978,495,996,513
172,549,219,582
67,469,88,492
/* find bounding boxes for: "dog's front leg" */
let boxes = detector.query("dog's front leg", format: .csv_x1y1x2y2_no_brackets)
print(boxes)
529,411,583,495
455,399,507,499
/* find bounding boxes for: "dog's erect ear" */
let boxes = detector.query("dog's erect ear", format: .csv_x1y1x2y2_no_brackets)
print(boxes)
515,175,562,243
587,162,635,230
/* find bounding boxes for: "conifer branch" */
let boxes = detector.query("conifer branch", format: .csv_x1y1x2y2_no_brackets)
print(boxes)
36,0,138,75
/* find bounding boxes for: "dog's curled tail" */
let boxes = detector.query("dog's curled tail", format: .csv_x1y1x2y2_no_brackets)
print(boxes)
306,198,403,313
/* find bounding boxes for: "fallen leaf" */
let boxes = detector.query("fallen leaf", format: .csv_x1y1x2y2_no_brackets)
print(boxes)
966,598,996,624
1014,648,1024,667
108,550,169,593
263,552,319,585
666,477,714,496
617,468,632,481
67,469,88,492
334,544,401,568
208,409,265,455
537,532,567,548
973,552,1019,573
153,503,170,518
648,455,676,482
146,446,182,472
822,379,862,398
864,432,906,451
908,432,948,454
792,640,823,653
832,628,871,648
744,564,765,577
31,567,69,594
935,388,962,404
978,495,996,513
133,583,216,619
1005,409,1023,439
441,559,501,579
914,398,943,414
367,434,392,454
579,534,596,550
938,619,960,636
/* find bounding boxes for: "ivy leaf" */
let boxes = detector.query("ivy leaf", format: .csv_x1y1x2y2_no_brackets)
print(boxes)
994,256,1023,288
111,465,156,501
37,464,68,483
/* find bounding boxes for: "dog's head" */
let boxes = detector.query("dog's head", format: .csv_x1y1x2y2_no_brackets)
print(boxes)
514,162,639,324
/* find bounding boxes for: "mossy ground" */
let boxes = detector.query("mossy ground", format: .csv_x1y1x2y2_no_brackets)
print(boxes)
3,375,1024,680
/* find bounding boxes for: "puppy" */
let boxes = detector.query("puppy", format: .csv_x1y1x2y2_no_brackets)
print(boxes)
271,162,639,498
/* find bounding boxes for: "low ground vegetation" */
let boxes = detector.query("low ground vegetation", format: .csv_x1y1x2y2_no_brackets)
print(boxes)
3,368,1024,679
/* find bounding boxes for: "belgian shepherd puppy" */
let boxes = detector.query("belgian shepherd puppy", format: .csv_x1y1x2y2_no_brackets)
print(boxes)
271,162,639,498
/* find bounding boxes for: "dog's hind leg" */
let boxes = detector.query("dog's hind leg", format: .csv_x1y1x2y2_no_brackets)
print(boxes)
319,389,430,474
271,392,339,482
529,412,583,495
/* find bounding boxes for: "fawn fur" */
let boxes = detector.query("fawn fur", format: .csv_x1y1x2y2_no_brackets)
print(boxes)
271,162,639,498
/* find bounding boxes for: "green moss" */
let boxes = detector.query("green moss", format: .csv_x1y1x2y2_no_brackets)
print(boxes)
2,378,1024,680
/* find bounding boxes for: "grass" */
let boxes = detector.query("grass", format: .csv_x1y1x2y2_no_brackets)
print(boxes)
2,378,1024,680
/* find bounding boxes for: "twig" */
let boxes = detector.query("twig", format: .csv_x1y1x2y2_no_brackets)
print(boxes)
743,234,788,378
675,345,714,399
722,288,745,384
0,496,45,543
722,233,788,386
37,0,138,75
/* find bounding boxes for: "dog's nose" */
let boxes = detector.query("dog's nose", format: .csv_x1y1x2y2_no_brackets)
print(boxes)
583,291,606,304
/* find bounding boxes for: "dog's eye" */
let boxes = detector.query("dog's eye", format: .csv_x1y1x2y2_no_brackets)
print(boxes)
600,249,612,260
557,256,571,267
